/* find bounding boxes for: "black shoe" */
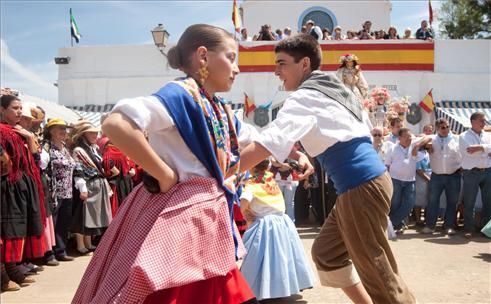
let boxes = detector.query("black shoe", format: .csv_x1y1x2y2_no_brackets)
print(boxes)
56,255,75,262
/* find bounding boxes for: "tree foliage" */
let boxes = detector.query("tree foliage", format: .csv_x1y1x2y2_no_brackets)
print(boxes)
439,0,491,39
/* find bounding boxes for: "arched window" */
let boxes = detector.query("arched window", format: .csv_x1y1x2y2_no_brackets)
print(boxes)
298,6,337,33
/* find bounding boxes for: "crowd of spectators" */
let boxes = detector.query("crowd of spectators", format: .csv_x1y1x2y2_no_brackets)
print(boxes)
0,88,142,292
241,19,434,42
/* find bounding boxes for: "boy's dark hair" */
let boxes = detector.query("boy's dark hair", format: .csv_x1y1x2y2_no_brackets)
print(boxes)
274,34,322,71
435,118,448,128
398,127,410,137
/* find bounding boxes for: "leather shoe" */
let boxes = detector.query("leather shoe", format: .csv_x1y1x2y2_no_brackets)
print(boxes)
1,281,21,292
56,255,75,262
46,259,60,266
22,277,36,284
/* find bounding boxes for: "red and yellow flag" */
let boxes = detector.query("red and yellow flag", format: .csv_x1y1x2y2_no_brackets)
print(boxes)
419,89,435,113
429,0,434,25
239,42,435,72
232,0,241,33
244,93,256,117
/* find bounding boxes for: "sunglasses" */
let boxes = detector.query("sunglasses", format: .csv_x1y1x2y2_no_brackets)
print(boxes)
439,126,449,130
372,134,383,137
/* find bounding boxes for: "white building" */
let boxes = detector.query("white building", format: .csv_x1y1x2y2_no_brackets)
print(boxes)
55,1,490,133
241,0,391,35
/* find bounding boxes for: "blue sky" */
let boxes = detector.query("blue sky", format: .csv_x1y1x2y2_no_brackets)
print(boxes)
0,0,441,102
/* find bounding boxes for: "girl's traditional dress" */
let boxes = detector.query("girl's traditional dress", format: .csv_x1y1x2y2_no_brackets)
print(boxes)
0,123,47,279
240,171,315,300
73,78,256,304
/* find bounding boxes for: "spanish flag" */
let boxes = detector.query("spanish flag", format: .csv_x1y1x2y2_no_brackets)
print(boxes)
232,0,241,33
419,89,435,113
244,93,256,117
429,0,434,25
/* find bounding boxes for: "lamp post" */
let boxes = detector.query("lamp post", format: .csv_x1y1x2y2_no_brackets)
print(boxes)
151,23,170,57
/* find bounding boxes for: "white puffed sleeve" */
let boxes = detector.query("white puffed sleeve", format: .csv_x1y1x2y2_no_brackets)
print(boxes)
111,96,175,132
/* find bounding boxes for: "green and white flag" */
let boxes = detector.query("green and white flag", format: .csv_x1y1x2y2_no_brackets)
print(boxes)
70,8,81,43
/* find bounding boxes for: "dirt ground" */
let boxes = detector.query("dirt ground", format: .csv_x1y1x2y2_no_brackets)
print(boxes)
2,225,490,304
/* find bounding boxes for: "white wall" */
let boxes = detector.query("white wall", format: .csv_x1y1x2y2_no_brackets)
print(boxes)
241,0,391,34
58,44,183,106
57,39,491,133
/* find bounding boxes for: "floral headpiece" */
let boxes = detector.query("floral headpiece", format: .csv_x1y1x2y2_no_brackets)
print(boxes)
339,53,359,63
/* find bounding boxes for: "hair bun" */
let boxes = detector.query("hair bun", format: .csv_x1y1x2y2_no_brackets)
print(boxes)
167,46,182,70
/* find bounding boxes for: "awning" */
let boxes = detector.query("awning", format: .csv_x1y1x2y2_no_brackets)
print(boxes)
68,103,245,128
67,104,115,128
435,101,491,134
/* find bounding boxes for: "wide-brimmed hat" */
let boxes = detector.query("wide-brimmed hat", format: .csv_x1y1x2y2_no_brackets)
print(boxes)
70,120,100,142
46,118,68,129
21,102,35,119
31,106,45,124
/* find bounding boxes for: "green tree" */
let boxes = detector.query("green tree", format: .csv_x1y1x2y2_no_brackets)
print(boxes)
439,0,491,39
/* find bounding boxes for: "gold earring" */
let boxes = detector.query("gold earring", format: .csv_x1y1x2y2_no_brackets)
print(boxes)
198,64,209,85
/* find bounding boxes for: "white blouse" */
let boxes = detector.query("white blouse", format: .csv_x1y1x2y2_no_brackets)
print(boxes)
112,96,257,182
252,88,373,162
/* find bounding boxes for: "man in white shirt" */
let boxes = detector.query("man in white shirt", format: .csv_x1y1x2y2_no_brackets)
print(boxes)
385,117,402,144
240,34,415,304
240,28,252,42
385,128,430,233
459,112,491,237
421,118,462,235
305,20,322,41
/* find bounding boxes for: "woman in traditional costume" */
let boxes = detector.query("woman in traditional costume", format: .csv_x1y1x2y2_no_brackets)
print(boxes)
336,54,369,102
73,24,257,304
70,120,112,255
0,95,46,287
240,159,315,300
19,103,57,268
98,136,134,217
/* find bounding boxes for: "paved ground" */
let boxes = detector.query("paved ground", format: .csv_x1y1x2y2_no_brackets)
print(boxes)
2,225,490,304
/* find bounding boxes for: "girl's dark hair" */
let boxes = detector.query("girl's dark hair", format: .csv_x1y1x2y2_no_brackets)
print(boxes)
274,34,322,71
167,24,233,72
1,95,20,109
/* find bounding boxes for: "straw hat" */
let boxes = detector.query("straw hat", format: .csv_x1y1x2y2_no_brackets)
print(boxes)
31,106,45,124
46,118,68,129
21,102,35,119
70,120,100,142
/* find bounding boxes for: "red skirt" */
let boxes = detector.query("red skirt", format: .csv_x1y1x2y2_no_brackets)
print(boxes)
1,238,24,263
143,268,256,304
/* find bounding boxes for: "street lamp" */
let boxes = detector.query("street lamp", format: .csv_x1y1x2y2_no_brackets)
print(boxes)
151,23,170,57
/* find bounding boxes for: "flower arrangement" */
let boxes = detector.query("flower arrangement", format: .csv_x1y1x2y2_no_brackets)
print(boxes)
370,87,391,106
362,98,376,112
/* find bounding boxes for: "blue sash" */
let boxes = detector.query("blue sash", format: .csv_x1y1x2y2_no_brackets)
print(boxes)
153,81,241,255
